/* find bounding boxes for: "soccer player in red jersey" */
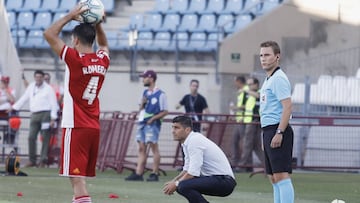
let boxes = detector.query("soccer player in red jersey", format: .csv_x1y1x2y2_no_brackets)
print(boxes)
44,4,109,203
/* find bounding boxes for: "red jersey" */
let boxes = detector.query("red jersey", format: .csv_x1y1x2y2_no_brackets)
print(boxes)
60,46,110,129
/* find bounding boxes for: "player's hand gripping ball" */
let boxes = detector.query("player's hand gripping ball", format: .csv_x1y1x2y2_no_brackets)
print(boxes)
79,0,105,24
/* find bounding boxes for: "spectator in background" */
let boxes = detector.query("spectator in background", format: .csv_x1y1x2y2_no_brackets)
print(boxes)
237,77,264,172
259,41,294,203
175,79,209,132
11,70,58,168
163,116,236,202
125,70,168,182
229,76,249,169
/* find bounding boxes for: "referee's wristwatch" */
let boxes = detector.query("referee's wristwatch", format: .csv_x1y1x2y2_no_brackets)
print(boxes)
276,129,284,134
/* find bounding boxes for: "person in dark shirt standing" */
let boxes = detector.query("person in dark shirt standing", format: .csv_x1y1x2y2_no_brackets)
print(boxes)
176,79,209,132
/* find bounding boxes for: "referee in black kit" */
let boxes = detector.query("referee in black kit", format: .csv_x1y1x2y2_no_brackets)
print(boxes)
163,116,236,203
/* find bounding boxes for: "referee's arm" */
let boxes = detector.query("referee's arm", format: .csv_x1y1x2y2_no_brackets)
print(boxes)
278,97,292,131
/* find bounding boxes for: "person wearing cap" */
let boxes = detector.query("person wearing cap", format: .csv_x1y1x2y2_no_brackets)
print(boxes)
163,116,236,202
125,70,168,182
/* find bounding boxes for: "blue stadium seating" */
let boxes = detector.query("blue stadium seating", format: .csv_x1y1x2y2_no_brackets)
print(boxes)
11,29,26,47
139,13,162,32
157,14,180,32
200,0,225,14
220,0,243,15
197,33,218,52
17,11,34,29
182,32,206,52
172,32,189,51
18,0,42,12
256,0,280,16
38,0,59,12
56,0,77,12
229,14,252,33
23,29,49,49
193,14,216,33
183,0,206,14
5,0,23,12
53,12,79,32
148,32,173,52
102,0,115,14
166,0,189,14
177,14,198,32
107,30,130,51
243,0,261,14
136,32,153,50
7,11,16,30
117,31,131,51
149,0,170,14
217,14,234,33
126,14,144,30
31,11,52,30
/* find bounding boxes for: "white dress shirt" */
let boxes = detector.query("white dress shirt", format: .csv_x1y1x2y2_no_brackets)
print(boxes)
182,132,235,179
13,82,58,119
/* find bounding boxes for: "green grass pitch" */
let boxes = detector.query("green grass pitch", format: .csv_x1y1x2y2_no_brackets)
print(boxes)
0,168,358,203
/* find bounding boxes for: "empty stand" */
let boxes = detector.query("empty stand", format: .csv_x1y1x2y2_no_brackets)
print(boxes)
7,11,16,30
229,14,252,33
193,14,216,33
158,14,180,32
23,29,48,49
292,83,305,103
17,11,34,29
217,14,234,33
220,0,243,15
31,11,53,30
167,0,189,14
197,33,218,52
5,0,23,12
332,76,347,106
140,13,163,32
201,0,225,14
127,14,144,30
183,0,206,14
149,31,173,52
56,0,77,12
177,14,198,32
19,0,42,11
256,0,280,16
173,32,189,51
136,31,153,50
347,77,360,106
150,0,170,14
38,0,59,12
182,32,206,52
356,68,360,78
11,29,26,47
102,0,115,14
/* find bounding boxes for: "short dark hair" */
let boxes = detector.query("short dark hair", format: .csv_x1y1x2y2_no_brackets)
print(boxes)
250,77,259,85
72,23,96,46
260,41,280,55
190,79,199,85
235,76,246,84
172,116,193,129
34,70,45,76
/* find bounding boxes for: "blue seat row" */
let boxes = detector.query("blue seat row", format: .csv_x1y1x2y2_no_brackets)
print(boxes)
5,0,115,14
11,29,50,49
107,30,219,52
150,0,281,15
126,13,253,34
8,10,79,31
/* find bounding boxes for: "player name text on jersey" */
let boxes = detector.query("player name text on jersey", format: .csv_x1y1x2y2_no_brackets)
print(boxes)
82,65,107,75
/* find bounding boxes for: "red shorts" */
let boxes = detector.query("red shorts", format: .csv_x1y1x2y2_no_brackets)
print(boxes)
59,128,100,177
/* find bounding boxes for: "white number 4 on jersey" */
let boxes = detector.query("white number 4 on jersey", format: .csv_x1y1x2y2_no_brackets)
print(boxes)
82,76,99,105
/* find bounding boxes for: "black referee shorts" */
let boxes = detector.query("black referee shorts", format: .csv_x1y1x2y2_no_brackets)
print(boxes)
262,124,294,175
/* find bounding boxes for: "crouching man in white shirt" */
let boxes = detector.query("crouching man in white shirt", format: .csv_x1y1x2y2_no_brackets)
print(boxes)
163,116,237,203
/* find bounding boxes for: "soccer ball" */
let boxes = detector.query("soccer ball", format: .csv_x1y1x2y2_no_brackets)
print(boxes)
79,0,105,24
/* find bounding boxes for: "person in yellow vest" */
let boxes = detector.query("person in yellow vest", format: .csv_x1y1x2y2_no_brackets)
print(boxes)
237,77,265,172
229,76,249,169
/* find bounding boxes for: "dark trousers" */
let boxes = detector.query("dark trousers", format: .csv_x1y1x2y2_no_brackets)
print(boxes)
177,175,236,203
29,111,51,164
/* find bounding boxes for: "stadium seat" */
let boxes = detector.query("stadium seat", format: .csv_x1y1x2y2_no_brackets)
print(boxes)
291,83,305,103
172,32,189,51
157,14,180,32
139,13,162,32
5,0,23,12
256,0,280,16
7,11,16,30
126,14,144,30
38,0,59,12
182,32,206,52
102,0,115,14
19,0,42,11
217,14,234,33
17,11,34,29
166,0,189,14
243,0,261,14
356,68,360,78
347,77,360,106
177,14,198,32
106,30,120,50
149,0,170,14
56,0,77,12
22,29,48,49
332,76,347,106
220,0,243,15
53,12,79,32
136,32,153,50
31,11,53,30
197,33,218,52
148,32,172,51
183,0,206,14
200,0,225,14
229,14,252,33
11,29,26,48
117,31,131,51
193,14,216,33
309,84,321,105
